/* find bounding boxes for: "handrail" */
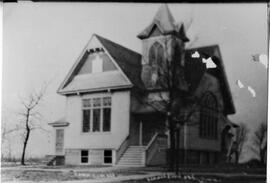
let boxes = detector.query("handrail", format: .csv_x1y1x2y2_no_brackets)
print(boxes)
146,132,159,150
116,135,130,163
145,132,168,165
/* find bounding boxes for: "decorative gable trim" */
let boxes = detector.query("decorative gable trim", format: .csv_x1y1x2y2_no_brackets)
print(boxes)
57,34,133,95
93,34,133,86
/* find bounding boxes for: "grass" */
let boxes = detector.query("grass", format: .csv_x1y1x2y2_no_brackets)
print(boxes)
1,169,85,182
138,163,266,174
1,160,266,182
1,168,146,182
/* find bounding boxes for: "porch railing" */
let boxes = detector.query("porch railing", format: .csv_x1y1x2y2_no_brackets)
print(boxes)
116,135,130,164
145,132,168,165
145,132,159,165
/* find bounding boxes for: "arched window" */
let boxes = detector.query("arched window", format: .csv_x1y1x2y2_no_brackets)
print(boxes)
199,92,218,139
149,42,164,68
148,42,165,86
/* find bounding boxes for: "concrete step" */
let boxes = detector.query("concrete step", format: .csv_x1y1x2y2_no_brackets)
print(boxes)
121,156,143,159
118,162,143,165
117,146,146,167
122,153,144,156
116,164,145,167
119,156,143,160
126,149,145,152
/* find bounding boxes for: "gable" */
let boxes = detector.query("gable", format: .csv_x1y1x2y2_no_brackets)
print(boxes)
95,34,145,90
185,45,235,115
193,73,224,113
58,35,133,94
77,51,117,75
149,25,163,38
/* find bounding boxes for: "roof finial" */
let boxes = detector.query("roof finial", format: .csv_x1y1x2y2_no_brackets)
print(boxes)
137,4,189,41
154,4,175,27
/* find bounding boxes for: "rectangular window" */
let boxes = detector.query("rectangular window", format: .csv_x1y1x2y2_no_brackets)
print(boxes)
93,109,101,132
81,150,89,163
82,110,90,132
103,97,111,106
83,99,91,108
104,150,112,164
93,98,101,107
200,111,218,139
82,97,111,133
103,108,111,132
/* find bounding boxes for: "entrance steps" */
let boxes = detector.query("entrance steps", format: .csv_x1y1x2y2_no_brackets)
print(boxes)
116,146,146,167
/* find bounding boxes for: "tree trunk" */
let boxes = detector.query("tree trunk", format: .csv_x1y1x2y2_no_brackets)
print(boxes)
168,115,175,171
21,109,30,166
260,147,266,165
175,128,180,175
21,128,30,165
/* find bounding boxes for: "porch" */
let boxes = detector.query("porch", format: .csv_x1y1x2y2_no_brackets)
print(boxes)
116,113,168,166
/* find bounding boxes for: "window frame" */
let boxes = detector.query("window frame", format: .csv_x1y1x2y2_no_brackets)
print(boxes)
81,150,89,164
199,92,218,139
103,149,113,164
148,42,165,86
82,96,112,133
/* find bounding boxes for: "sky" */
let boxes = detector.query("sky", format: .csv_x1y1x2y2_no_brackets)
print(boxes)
2,2,268,160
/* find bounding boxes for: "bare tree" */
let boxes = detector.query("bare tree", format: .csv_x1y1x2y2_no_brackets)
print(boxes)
254,122,267,164
139,36,220,173
18,83,48,165
1,109,22,161
234,122,248,163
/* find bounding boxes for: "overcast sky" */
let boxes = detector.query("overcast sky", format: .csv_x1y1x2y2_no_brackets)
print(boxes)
2,2,268,159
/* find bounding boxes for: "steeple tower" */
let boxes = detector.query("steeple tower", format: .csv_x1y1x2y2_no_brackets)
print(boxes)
138,4,189,89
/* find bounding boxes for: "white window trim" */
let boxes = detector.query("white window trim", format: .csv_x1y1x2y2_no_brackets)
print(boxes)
81,96,112,134
103,149,113,165
80,150,89,164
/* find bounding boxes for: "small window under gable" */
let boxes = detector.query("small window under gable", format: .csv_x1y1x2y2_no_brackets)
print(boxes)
92,55,103,73
77,49,117,75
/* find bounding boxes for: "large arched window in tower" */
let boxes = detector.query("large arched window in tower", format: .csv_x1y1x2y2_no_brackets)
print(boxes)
148,42,165,85
149,42,164,69
199,92,218,139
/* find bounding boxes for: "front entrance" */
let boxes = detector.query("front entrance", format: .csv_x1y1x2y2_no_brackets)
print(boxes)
130,114,167,146
55,129,64,155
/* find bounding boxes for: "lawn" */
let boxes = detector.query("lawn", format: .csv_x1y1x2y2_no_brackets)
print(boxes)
1,162,266,183
1,168,146,182
121,174,266,183
2,169,86,182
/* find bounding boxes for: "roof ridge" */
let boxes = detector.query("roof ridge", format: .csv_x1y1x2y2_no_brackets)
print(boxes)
93,33,145,90
94,34,141,57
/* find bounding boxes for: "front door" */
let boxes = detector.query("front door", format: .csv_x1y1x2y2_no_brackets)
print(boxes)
55,129,64,155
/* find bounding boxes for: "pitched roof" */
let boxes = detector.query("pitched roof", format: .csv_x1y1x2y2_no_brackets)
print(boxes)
185,45,236,115
58,34,144,94
95,34,145,90
137,4,189,41
133,45,235,115
152,4,175,32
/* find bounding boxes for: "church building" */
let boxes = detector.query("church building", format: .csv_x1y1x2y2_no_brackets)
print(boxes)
48,4,236,166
